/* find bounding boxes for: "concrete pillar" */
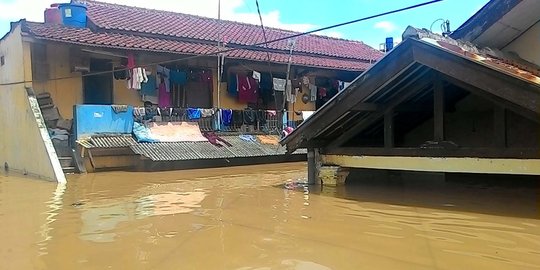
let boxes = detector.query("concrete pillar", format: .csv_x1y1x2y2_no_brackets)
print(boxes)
319,166,350,187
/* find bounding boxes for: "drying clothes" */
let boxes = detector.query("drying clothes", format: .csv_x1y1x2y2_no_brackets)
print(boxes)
126,52,136,69
238,75,259,103
318,87,327,98
171,108,186,117
252,71,261,82
141,75,158,104
160,107,172,117
221,109,233,126
273,78,286,91
239,134,257,142
144,107,159,121
266,110,277,116
158,82,171,108
256,110,267,125
243,109,257,125
111,105,128,113
156,65,171,93
275,91,285,110
200,108,215,118
257,135,280,145
286,86,298,103
302,76,310,86
128,67,148,90
338,80,352,92
113,67,127,80
203,132,233,147
232,110,244,126
133,107,146,117
309,84,317,102
169,70,187,85
187,108,202,120
228,74,238,97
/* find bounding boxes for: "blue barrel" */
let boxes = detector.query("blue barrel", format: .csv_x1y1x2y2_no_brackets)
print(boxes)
59,3,87,28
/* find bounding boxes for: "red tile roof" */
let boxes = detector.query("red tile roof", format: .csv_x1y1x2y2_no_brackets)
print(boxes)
23,22,374,71
81,0,382,62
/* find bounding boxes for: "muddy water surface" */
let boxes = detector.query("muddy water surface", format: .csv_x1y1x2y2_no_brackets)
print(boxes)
1,163,539,269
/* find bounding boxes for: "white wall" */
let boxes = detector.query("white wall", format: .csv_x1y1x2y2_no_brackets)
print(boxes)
504,21,540,66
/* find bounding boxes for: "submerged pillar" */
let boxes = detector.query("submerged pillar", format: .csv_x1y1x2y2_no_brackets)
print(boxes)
319,166,350,187
307,148,323,185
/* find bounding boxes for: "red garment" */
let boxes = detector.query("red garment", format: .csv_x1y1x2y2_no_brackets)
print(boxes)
127,52,136,69
238,75,258,103
318,87,327,98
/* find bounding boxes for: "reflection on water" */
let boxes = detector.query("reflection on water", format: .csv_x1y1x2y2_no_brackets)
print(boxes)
0,163,539,270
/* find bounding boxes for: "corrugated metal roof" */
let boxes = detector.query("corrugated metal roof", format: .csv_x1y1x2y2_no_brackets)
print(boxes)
130,135,299,161
89,134,137,148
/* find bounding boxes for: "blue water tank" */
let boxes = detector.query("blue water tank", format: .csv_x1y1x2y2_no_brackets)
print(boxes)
59,3,87,28
385,37,394,51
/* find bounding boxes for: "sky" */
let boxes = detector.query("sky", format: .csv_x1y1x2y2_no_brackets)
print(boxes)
0,0,489,49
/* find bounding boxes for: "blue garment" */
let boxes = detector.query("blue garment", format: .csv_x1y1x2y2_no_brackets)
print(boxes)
169,70,187,85
228,74,238,97
221,109,232,126
141,75,157,96
187,108,201,120
239,134,257,142
132,122,158,143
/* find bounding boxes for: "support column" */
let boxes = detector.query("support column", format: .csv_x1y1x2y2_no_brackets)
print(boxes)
307,148,320,185
434,75,445,141
493,107,507,147
384,109,394,148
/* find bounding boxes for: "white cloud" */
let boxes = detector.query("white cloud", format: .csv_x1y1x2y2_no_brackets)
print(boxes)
0,0,344,38
374,21,398,33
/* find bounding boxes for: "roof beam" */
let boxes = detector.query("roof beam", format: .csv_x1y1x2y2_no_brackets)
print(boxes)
325,69,433,149
412,41,540,115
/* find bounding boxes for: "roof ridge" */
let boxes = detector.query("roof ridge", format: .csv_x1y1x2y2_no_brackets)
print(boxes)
80,0,369,45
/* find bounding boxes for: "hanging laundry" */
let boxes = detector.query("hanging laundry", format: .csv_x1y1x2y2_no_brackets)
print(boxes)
141,75,158,104
273,78,286,91
338,80,352,92
302,76,310,86
266,110,277,116
203,132,232,147
239,134,257,142
113,67,127,80
111,105,128,113
252,71,261,82
156,65,171,92
171,108,186,118
221,109,233,126
187,108,202,120
309,84,317,102
243,109,257,125
228,74,238,97
200,108,215,118
238,75,259,103
232,110,244,126
169,70,187,85
286,86,298,103
257,110,267,125
158,82,171,107
318,87,327,98
126,52,136,69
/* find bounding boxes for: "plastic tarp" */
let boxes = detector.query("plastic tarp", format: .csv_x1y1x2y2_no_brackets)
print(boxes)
133,122,207,143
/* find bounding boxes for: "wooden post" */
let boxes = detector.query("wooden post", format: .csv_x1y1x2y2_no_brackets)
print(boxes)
434,75,445,141
493,107,507,147
307,148,319,185
384,109,394,148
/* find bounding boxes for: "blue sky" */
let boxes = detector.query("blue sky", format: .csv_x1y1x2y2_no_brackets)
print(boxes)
0,0,489,48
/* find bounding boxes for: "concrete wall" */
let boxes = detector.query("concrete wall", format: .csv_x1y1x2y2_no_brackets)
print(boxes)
0,25,65,182
504,21,540,66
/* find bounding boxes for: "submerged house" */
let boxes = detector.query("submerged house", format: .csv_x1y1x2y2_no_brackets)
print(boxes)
281,0,540,185
0,0,382,182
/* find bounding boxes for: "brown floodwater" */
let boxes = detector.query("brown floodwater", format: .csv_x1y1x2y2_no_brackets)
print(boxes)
1,163,539,270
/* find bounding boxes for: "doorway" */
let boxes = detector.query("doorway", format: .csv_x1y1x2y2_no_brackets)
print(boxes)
83,58,113,104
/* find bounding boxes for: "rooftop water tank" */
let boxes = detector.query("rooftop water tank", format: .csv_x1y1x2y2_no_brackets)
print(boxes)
59,3,87,28
44,4,62,25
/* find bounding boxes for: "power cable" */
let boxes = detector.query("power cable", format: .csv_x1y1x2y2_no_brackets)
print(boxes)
0,0,443,87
